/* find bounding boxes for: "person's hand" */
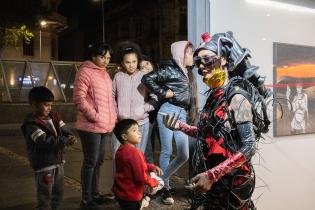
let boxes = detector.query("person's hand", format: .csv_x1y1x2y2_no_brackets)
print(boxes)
189,172,214,194
153,166,163,176
165,89,174,98
67,135,77,145
162,112,180,130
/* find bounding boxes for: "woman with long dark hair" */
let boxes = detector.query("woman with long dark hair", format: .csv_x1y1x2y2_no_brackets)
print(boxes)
141,41,197,205
73,43,117,210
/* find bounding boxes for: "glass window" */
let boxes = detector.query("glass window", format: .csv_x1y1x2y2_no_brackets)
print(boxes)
1,61,26,102
53,64,76,102
45,66,64,102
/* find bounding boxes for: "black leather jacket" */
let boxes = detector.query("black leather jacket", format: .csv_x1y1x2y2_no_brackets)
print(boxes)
141,60,191,110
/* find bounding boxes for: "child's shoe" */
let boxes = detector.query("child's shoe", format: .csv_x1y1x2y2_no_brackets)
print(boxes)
140,196,151,210
92,192,114,204
80,200,100,210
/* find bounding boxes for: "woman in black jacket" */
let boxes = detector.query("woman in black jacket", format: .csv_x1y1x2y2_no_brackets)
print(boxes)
141,41,196,205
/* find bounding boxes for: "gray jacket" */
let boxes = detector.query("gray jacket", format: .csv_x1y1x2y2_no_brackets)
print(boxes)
112,70,156,125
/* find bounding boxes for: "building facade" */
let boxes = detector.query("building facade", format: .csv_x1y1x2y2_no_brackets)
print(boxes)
1,0,67,61
104,0,187,61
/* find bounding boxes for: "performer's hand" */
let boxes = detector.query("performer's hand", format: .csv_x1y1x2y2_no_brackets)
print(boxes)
153,166,163,176
191,172,214,194
162,112,180,130
165,89,174,98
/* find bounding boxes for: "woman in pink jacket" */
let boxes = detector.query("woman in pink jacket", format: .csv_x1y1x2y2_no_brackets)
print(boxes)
73,43,117,210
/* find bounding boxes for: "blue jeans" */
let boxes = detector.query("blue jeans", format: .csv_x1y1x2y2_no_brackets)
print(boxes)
78,130,111,202
144,122,154,163
35,166,64,210
157,102,189,189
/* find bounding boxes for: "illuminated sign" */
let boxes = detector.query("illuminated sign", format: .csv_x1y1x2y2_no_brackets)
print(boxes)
18,76,40,86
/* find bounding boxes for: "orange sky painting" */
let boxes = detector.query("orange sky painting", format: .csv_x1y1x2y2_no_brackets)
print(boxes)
276,64,315,81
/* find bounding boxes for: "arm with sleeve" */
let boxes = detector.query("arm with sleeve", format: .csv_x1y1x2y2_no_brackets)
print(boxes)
141,68,169,101
25,124,68,149
204,94,256,182
131,151,158,188
73,69,99,122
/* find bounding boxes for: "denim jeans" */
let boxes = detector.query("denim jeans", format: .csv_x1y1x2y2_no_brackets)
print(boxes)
112,121,150,157
157,102,189,189
144,122,154,163
35,166,64,210
78,130,111,202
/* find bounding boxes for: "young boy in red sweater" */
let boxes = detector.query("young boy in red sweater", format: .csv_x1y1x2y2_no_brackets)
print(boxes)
112,119,163,210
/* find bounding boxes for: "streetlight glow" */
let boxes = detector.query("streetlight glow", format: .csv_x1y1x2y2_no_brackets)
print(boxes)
40,20,47,27
39,20,47,60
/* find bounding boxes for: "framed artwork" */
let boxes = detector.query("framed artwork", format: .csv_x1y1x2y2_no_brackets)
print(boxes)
273,42,315,137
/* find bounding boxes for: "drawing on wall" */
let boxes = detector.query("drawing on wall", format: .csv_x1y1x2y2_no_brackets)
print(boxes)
273,42,315,137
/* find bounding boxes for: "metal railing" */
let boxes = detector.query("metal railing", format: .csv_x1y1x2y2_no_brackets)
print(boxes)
0,59,117,103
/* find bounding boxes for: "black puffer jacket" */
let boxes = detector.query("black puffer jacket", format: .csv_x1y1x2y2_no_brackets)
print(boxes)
141,60,191,110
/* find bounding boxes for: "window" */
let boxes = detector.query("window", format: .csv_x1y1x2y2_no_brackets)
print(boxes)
23,37,34,56
51,37,56,59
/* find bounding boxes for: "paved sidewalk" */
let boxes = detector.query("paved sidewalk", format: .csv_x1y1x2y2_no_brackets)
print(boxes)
0,134,192,210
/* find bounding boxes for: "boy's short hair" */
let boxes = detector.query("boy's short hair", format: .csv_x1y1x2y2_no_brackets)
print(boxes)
113,119,138,144
28,86,54,104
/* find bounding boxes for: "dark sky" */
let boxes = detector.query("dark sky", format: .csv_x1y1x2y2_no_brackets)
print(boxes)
58,0,100,30
0,0,41,27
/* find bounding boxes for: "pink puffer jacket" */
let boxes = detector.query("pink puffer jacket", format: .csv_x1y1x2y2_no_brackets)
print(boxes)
73,61,117,133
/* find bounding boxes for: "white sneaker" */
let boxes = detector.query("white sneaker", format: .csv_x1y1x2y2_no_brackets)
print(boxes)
140,196,150,209
161,189,174,205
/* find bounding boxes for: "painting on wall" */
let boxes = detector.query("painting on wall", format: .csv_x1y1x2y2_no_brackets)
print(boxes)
273,42,315,137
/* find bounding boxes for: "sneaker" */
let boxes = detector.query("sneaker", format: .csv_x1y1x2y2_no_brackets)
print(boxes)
140,196,151,209
161,188,174,205
104,192,116,200
92,192,114,204
80,200,100,210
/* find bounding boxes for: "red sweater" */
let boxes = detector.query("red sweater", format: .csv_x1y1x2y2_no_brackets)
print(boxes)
112,144,158,201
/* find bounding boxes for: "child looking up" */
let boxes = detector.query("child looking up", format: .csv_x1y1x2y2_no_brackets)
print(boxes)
112,119,163,210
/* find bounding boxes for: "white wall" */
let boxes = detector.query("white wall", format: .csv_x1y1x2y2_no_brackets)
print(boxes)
209,0,315,209
188,0,211,108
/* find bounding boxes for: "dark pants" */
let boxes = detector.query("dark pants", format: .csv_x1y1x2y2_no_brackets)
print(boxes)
188,137,197,179
78,130,111,202
116,197,141,210
35,166,64,210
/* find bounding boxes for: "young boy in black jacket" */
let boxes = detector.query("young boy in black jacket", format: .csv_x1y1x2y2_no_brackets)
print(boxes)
21,86,77,210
